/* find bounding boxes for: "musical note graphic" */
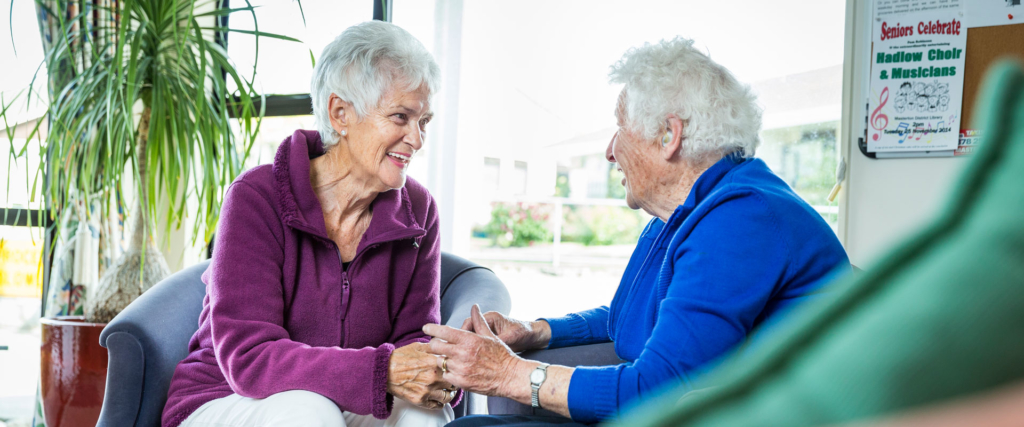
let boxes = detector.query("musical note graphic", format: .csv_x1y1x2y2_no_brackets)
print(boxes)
870,87,890,141
921,123,934,144
896,122,910,144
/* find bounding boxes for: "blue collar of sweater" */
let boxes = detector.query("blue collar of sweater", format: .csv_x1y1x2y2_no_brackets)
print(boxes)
271,129,425,247
670,153,748,222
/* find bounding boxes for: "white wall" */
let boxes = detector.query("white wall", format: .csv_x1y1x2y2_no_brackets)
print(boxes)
843,155,967,267
838,0,971,268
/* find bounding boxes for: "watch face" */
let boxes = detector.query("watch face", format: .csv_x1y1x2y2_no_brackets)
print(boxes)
531,369,546,384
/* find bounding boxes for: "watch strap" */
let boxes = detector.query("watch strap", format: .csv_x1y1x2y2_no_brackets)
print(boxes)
530,363,550,408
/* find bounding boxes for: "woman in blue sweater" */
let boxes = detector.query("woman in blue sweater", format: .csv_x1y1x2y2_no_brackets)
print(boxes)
425,37,849,426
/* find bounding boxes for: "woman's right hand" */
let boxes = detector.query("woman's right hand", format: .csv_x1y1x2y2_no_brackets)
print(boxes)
460,311,551,353
387,342,456,409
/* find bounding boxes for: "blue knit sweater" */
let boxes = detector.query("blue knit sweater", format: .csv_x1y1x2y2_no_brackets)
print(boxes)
542,155,849,423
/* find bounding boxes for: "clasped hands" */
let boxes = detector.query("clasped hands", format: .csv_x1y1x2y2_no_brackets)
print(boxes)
386,304,551,410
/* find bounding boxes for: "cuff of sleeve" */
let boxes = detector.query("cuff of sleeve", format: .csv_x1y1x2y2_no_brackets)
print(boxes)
450,389,464,408
372,343,396,419
541,313,591,349
567,365,621,424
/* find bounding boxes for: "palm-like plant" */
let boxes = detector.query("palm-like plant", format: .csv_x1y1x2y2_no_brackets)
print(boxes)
3,0,298,322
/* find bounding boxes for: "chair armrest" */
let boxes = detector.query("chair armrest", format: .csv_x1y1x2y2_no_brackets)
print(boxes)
441,266,512,328
438,253,512,418
97,260,210,427
96,332,145,427
487,342,623,417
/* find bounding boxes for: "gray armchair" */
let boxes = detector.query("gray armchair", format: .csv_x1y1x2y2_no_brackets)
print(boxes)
96,252,511,427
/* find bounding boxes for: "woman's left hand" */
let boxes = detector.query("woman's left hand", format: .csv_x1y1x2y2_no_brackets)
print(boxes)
423,305,531,401
387,342,459,409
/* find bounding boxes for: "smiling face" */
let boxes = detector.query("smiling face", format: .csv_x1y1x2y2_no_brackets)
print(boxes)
330,85,432,191
606,90,659,211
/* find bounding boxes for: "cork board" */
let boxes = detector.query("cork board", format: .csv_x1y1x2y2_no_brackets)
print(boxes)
960,24,1024,129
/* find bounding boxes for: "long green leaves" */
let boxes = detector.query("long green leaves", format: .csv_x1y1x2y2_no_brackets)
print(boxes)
2,0,298,248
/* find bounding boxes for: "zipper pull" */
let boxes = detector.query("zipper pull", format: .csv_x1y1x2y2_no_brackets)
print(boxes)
412,240,419,248
340,271,351,319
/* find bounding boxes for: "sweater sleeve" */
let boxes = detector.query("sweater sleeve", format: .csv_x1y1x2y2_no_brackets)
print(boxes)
207,182,393,418
565,193,788,423
541,306,611,349
383,193,464,408
388,193,441,348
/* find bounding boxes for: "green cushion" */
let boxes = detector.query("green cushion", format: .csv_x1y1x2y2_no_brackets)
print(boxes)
616,60,1024,427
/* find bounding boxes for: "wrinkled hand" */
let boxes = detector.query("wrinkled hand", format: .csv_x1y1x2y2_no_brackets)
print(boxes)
460,310,550,353
387,342,458,410
424,305,529,399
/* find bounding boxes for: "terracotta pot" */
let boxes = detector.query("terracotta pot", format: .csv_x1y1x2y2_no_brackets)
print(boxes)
39,316,108,427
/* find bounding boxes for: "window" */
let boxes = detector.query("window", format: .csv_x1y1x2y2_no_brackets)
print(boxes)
1,0,48,422
753,66,844,232
483,157,501,194
512,161,528,196
393,0,847,320
227,0,374,95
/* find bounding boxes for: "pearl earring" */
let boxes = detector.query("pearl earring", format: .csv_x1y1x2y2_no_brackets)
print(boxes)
341,130,347,137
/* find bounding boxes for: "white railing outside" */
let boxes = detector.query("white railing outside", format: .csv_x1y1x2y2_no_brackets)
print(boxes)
479,197,841,267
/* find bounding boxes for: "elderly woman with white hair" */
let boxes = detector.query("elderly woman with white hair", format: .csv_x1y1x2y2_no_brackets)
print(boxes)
426,38,850,426
162,21,457,427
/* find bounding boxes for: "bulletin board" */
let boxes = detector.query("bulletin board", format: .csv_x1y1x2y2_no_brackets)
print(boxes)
860,21,1024,159
960,24,1024,128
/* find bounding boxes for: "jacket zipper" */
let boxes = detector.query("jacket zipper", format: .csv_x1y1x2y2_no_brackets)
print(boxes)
331,230,423,322
337,247,352,320
333,246,351,348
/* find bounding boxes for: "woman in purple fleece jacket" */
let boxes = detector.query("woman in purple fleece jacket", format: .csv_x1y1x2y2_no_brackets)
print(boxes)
163,22,457,427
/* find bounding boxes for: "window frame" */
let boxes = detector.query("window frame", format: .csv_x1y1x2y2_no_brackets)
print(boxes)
226,0,390,119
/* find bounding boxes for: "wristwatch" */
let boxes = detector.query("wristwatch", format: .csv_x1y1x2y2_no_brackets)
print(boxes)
530,363,550,408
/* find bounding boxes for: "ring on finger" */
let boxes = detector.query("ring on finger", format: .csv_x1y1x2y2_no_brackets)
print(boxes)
441,355,449,374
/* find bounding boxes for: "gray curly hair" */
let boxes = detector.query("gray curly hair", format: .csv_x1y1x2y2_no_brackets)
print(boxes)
609,37,762,161
310,21,441,148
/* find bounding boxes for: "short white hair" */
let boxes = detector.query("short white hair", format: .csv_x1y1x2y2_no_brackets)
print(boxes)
609,37,762,161
311,21,441,148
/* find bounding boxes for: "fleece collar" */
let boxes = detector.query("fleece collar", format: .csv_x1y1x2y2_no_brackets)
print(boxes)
272,130,425,249
681,154,747,211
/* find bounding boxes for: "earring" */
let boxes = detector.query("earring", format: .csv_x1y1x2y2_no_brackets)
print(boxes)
662,131,672,146
341,130,347,137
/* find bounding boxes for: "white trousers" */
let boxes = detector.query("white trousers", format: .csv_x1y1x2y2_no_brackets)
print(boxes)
179,390,454,427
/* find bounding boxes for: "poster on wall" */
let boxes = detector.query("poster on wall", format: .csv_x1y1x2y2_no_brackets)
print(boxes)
868,10,967,152
966,0,1022,28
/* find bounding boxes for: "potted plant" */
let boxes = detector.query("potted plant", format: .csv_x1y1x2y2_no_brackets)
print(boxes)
2,0,297,425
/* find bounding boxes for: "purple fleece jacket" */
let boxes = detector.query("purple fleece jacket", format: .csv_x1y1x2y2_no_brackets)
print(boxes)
162,130,457,427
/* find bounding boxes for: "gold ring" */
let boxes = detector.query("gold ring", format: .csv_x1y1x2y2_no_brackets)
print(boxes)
441,356,449,374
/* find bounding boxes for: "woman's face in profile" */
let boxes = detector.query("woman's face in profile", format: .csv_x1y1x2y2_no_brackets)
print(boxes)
344,86,433,190
607,91,656,211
